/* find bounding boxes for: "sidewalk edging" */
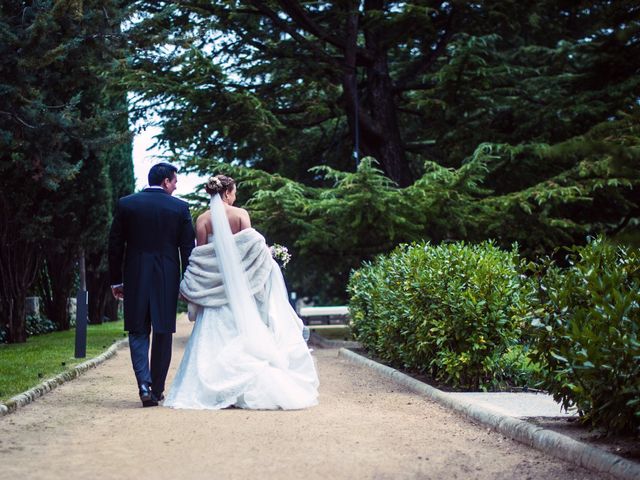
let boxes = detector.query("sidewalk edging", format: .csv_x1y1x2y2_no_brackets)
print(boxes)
338,347,640,480
308,331,361,349
0,338,129,417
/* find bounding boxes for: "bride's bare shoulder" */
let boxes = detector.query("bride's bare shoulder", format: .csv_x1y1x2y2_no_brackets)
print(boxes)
196,211,210,225
228,205,249,217
228,204,246,212
226,205,251,230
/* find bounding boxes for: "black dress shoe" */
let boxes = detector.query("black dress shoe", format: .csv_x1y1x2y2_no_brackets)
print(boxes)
139,383,158,407
152,390,165,402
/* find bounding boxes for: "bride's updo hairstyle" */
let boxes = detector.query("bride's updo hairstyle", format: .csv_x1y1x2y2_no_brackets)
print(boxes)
205,174,235,196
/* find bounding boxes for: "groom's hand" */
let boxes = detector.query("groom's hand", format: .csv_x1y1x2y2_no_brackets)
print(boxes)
111,285,124,300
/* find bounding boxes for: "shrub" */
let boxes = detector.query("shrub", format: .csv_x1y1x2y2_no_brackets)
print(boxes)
25,315,56,337
525,237,640,434
0,315,57,343
348,241,531,390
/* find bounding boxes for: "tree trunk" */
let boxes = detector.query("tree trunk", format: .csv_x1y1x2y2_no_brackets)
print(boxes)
86,252,111,324
0,195,41,343
342,0,413,187
39,251,77,331
362,57,412,187
342,3,361,165
105,297,120,322
87,278,107,325
0,242,40,343
365,0,411,187
0,295,28,343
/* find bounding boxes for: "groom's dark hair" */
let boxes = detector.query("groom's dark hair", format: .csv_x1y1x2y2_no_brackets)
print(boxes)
148,162,178,186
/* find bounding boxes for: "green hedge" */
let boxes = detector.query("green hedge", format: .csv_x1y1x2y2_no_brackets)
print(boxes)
525,238,640,434
348,237,640,434
348,241,531,390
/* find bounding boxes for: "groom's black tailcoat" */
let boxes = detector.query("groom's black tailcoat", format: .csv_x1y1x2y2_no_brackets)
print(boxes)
108,188,195,334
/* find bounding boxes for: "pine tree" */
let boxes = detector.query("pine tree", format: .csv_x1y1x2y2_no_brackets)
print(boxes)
125,1,638,188
91,1,637,301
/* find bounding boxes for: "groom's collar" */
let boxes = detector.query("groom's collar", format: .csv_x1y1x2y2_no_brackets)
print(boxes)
143,186,168,194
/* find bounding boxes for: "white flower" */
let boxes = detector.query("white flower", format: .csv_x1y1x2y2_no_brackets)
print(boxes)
270,243,292,267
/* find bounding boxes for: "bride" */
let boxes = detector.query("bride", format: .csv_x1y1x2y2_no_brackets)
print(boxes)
164,174,319,410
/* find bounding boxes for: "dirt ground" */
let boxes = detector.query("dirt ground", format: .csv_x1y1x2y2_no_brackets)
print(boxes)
0,315,614,480
350,349,640,464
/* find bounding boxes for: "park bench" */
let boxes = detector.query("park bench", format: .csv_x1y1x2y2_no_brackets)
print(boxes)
298,306,350,326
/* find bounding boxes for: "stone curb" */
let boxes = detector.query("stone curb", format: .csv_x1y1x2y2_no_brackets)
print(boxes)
308,331,362,349
0,338,129,417
338,347,640,480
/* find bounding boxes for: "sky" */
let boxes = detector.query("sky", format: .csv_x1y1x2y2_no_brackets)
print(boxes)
132,125,206,199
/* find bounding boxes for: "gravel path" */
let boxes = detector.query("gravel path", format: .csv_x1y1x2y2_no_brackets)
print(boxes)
0,315,612,480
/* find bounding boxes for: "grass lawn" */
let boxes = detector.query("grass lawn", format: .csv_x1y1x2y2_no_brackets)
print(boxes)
0,321,126,403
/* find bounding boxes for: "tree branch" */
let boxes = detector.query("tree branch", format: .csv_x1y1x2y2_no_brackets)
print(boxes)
394,4,456,92
0,111,37,129
341,4,380,139
276,0,346,51
246,0,343,69
395,80,437,92
278,0,375,65
277,113,337,128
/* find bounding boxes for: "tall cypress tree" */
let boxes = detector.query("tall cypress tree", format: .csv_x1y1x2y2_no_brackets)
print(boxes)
0,2,81,342
0,1,132,341
86,95,134,326
37,1,134,331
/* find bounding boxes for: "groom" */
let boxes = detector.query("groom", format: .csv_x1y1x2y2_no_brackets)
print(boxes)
108,163,195,407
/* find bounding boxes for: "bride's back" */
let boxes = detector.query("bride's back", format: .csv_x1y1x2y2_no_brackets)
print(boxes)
195,204,251,246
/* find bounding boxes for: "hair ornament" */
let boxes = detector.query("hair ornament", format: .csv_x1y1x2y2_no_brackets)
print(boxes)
207,176,223,190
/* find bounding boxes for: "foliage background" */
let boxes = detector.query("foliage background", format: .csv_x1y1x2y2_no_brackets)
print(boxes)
0,1,133,342
126,0,640,302
1,1,638,344
347,237,640,434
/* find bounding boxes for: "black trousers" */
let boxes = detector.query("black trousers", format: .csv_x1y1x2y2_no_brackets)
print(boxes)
128,308,172,395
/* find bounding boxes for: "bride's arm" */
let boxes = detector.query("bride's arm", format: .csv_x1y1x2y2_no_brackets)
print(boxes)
239,208,251,231
195,215,209,246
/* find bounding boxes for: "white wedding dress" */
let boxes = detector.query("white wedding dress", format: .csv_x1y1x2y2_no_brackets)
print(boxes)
164,194,319,410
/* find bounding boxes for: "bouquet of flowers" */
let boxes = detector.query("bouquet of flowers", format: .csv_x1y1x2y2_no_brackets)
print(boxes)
270,243,291,268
